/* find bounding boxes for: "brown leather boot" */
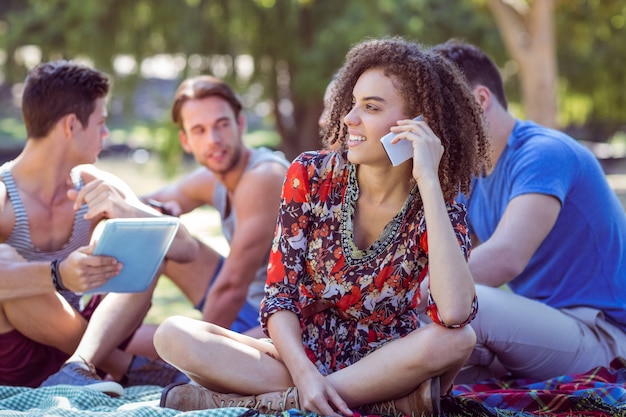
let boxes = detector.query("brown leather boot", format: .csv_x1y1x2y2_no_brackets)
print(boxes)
250,386,300,414
160,382,299,414
360,376,441,417
160,382,257,411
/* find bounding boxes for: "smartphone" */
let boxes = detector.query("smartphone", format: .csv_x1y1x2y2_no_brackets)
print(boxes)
380,115,424,166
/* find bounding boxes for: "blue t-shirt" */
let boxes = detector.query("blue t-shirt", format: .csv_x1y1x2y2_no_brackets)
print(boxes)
457,120,626,330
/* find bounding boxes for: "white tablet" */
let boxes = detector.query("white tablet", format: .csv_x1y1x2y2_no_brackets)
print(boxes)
85,217,180,294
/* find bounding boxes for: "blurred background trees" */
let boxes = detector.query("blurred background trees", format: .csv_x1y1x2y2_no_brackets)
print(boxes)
0,0,624,167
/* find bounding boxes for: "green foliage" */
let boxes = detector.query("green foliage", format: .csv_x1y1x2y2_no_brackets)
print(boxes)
143,124,185,179
0,118,26,147
556,1,626,133
244,130,281,149
0,0,623,160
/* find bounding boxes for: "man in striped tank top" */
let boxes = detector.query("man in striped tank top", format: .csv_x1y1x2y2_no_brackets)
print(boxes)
0,60,199,396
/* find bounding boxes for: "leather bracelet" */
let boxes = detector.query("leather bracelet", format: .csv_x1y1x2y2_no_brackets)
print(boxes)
146,199,173,216
50,259,67,292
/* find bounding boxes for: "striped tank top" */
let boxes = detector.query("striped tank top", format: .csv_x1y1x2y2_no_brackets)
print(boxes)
0,162,92,310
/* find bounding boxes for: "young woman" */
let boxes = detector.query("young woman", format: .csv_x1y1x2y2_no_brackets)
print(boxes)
154,36,490,417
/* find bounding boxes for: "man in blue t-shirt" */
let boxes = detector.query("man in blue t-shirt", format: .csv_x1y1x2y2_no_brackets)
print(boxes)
433,40,626,382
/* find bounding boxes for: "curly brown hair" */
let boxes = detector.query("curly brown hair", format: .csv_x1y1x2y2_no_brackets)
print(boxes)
324,36,490,201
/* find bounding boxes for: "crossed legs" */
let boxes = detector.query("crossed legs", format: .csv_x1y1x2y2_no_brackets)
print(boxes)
154,315,475,411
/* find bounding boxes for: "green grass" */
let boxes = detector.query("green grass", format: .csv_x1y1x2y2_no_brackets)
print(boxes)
146,276,201,324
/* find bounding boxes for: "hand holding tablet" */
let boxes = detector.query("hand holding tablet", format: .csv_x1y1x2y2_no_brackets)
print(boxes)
85,217,180,294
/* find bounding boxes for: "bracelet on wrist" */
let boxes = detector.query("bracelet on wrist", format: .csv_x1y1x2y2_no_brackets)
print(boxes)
50,259,67,292
147,199,173,216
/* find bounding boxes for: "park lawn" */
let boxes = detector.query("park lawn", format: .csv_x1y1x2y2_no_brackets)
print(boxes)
145,275,201,324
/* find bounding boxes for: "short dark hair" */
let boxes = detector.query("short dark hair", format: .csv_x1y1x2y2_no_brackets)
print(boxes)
22,60,110,138
171,75,243,129
431,39,508,110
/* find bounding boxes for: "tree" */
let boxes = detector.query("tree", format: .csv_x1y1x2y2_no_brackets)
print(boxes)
486,0,558,128
1,0,624,160
555,0,626,140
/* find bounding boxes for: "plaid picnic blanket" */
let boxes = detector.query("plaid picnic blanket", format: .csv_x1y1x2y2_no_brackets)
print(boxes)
0,385,255,417
443,356,626,416
1,358,625,416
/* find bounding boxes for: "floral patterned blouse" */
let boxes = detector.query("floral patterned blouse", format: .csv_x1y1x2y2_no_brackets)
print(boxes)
260,151,471,375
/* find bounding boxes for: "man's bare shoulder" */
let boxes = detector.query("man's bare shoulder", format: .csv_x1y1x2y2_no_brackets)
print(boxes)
234,160,287,204
243,158,289,183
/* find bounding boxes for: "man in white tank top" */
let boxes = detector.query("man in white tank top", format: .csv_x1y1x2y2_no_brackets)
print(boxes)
139,76,289,347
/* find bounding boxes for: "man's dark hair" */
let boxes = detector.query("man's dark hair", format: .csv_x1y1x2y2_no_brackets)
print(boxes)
171,75,243,129
431,39,508,110
22,60,110,138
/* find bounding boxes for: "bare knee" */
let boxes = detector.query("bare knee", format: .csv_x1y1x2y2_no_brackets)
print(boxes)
409,324,476,369
420,324,476,391
154,316,193,360
153,316,221,367
445,324,476,362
